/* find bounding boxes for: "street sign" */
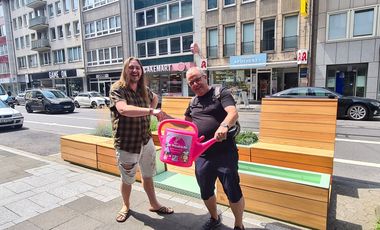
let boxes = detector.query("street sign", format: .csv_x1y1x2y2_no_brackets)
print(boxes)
297,49,308,64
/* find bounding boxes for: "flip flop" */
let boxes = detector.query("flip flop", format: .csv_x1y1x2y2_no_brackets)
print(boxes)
116,210,130,222
149,206,174,214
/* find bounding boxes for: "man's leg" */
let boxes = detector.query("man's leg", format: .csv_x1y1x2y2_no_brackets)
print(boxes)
229,197,245,228
141,177,161,210
203,194,218,220
120,181,132,212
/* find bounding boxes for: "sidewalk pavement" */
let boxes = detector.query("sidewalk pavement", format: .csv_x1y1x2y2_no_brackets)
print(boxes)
0,146,379,230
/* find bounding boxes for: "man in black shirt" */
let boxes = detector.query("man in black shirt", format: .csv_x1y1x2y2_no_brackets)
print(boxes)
184,67,245,230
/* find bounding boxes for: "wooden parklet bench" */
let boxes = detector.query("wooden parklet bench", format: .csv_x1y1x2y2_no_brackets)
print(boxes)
217,98,338,229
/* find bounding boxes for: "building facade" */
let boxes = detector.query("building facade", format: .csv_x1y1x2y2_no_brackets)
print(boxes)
314,0,380,100
202,0,311,101
81,0,124,97
7,0,84,96
133,0,197,98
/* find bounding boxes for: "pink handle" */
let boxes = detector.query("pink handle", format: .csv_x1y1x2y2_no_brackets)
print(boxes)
158,119,198,137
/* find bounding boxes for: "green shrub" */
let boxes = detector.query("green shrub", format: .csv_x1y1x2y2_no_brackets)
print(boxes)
235,131,258,145
93,116,158,138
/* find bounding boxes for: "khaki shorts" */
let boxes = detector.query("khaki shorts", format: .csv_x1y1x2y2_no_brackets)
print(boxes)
116,139,156,185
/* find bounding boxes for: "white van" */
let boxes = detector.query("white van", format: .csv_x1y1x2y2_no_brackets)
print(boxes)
0,84,8,101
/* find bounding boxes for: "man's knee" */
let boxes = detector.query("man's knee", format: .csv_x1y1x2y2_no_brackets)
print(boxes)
121,163,135,171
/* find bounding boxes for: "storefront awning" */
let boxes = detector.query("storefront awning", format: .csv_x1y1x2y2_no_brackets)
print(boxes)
207,60,298,70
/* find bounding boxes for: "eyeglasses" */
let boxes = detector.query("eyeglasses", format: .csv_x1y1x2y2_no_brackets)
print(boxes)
128,65,141,71
188,76,203,86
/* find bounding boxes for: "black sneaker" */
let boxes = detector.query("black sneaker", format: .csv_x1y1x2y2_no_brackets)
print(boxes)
233,226,245,230
201,214,222,230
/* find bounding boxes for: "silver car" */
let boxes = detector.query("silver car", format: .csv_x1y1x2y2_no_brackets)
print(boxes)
74,91,106,108
15,92,26,105
0,100,23,129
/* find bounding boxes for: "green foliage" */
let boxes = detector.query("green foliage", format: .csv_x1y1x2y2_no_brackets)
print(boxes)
235,131,258,145
93,116,158,138
94,122,112,138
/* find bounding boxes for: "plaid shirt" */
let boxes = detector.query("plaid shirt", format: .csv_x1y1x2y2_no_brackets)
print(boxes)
110,85,153,154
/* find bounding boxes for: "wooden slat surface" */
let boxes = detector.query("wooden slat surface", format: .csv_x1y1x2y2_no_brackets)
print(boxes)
166,164,195,176
261,112,336,125
161,96,191,119
61,153,97,169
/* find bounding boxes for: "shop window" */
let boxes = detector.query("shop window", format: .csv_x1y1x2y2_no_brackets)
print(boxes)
283,15,298,50
261,19,275,52
353,8,374,37
224,26,235,57
242,23,254,55
207,28,218,58
327,12,347,40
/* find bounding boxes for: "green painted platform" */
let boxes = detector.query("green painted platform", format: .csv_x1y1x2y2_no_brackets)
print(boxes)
153,171,200,198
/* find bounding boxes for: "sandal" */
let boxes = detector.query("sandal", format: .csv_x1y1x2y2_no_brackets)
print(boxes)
116,210,130,222
149,206,174,214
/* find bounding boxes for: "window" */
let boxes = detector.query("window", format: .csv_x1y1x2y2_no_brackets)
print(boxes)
63,0,71,12
146,9,155,25
68,46,82,62
181,0,192,17
73,0,79,10
224,0,235,7
20,37,25,49
55,1,62,15
0,25,6,36
85,22,95,38
242,23,254,54
18,17,22,28
57,25,64,38
136,12,145,27
65,23,72,37
182,35,193,52
207,28,218,57
328,12,347,40
137,43,146,58
15,38,19,50
28,54,38,67
147,41,156,57
353,9,374,37
262,19,275,51
283,15,298,50
170,3,180,20
159,39,168,55
25,35,30,47
111,46,123,63
48,4,54,17
208,0,217,10
17,56,27,68
40,52,51,65
73,21,80,34
157,6,167,23
23,14,28,27
53,49,65,64
170,37,181,54
224,26,235,57
87,50,97,66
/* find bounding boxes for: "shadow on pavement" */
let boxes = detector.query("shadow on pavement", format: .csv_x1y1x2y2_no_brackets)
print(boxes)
328,176,380,230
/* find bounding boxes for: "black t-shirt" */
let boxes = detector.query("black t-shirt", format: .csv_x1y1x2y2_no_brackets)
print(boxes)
185,87,238,159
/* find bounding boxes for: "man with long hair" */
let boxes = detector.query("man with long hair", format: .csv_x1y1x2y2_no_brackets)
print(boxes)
110,57,174,223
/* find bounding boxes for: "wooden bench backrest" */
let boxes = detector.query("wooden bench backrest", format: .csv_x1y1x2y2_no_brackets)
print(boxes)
161,96,192,119
259,98,338,151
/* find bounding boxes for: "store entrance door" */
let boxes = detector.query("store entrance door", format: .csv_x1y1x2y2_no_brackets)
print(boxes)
99,80,111,96
257,72,271,100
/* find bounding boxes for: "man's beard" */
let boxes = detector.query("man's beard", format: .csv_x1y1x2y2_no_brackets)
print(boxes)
129,76,140,83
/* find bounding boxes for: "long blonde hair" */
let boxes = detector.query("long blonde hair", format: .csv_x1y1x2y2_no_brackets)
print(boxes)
111,57,150,105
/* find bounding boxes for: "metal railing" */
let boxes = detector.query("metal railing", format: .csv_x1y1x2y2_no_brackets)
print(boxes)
31,38,50,51
207,46,218,58
29,16,48,30
241,41,254,55
282,35,298,50
223,44,235,57
261,37,275,52
26,0,46,8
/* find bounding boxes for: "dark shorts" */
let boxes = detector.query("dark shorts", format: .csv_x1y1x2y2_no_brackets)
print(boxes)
194,151,242,203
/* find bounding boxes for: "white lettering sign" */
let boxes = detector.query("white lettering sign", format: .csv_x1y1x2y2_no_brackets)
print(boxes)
49,70,68,79
143,64,171,73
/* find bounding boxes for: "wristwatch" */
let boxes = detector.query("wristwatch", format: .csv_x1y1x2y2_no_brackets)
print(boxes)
220,123,229,129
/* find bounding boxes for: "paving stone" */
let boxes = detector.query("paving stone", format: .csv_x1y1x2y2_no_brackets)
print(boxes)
8,221,42,230
28,206,78,229
64,196,103,213
0,206,20,225
28,192,62,208
80,176,109,187
47,186,80,200
0,190,36,206
0,186,16,199
5,199,43,217
51,214,103,230
0,222,15,230
5,181,35,193
89,185,119,198
20,176,54,187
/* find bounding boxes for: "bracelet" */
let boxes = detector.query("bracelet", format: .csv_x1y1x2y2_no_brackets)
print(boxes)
220,122,229,129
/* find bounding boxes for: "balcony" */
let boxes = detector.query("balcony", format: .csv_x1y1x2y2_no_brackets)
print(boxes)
29,16,48,31
282,36,298,50
26,0,46,9
31,38,50,52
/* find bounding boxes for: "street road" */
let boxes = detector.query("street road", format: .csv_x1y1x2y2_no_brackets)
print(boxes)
0,105,379,183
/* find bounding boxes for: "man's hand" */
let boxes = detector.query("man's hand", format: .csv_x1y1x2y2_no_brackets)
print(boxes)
152,109,165,121
214,126,228,142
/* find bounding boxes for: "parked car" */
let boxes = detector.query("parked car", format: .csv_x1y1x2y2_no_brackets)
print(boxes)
73,91,108,108
15,92,26,105
0,99,23,129
269,87,380,120
25,89,75,113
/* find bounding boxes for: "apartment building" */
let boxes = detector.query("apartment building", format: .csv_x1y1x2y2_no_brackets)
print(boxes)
133,0,197,98
202,0,311,101
81,0,124,97
8,0,84,96
314,0,380,100
0,1,17,93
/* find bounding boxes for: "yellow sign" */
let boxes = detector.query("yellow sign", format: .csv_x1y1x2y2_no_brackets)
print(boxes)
300,0,308,16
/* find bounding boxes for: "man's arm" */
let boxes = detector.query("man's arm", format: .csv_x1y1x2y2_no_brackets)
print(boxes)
150,92,159,109
214,105,238,141
115,100,153,117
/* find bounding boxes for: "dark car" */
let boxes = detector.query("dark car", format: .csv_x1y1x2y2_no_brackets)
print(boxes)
269,87,380,120
25,89,75,113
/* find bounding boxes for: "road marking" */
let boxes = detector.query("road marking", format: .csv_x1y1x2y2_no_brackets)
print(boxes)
27,113,110,121
25,121,95,130
334,158,380,168
336,138,380,145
